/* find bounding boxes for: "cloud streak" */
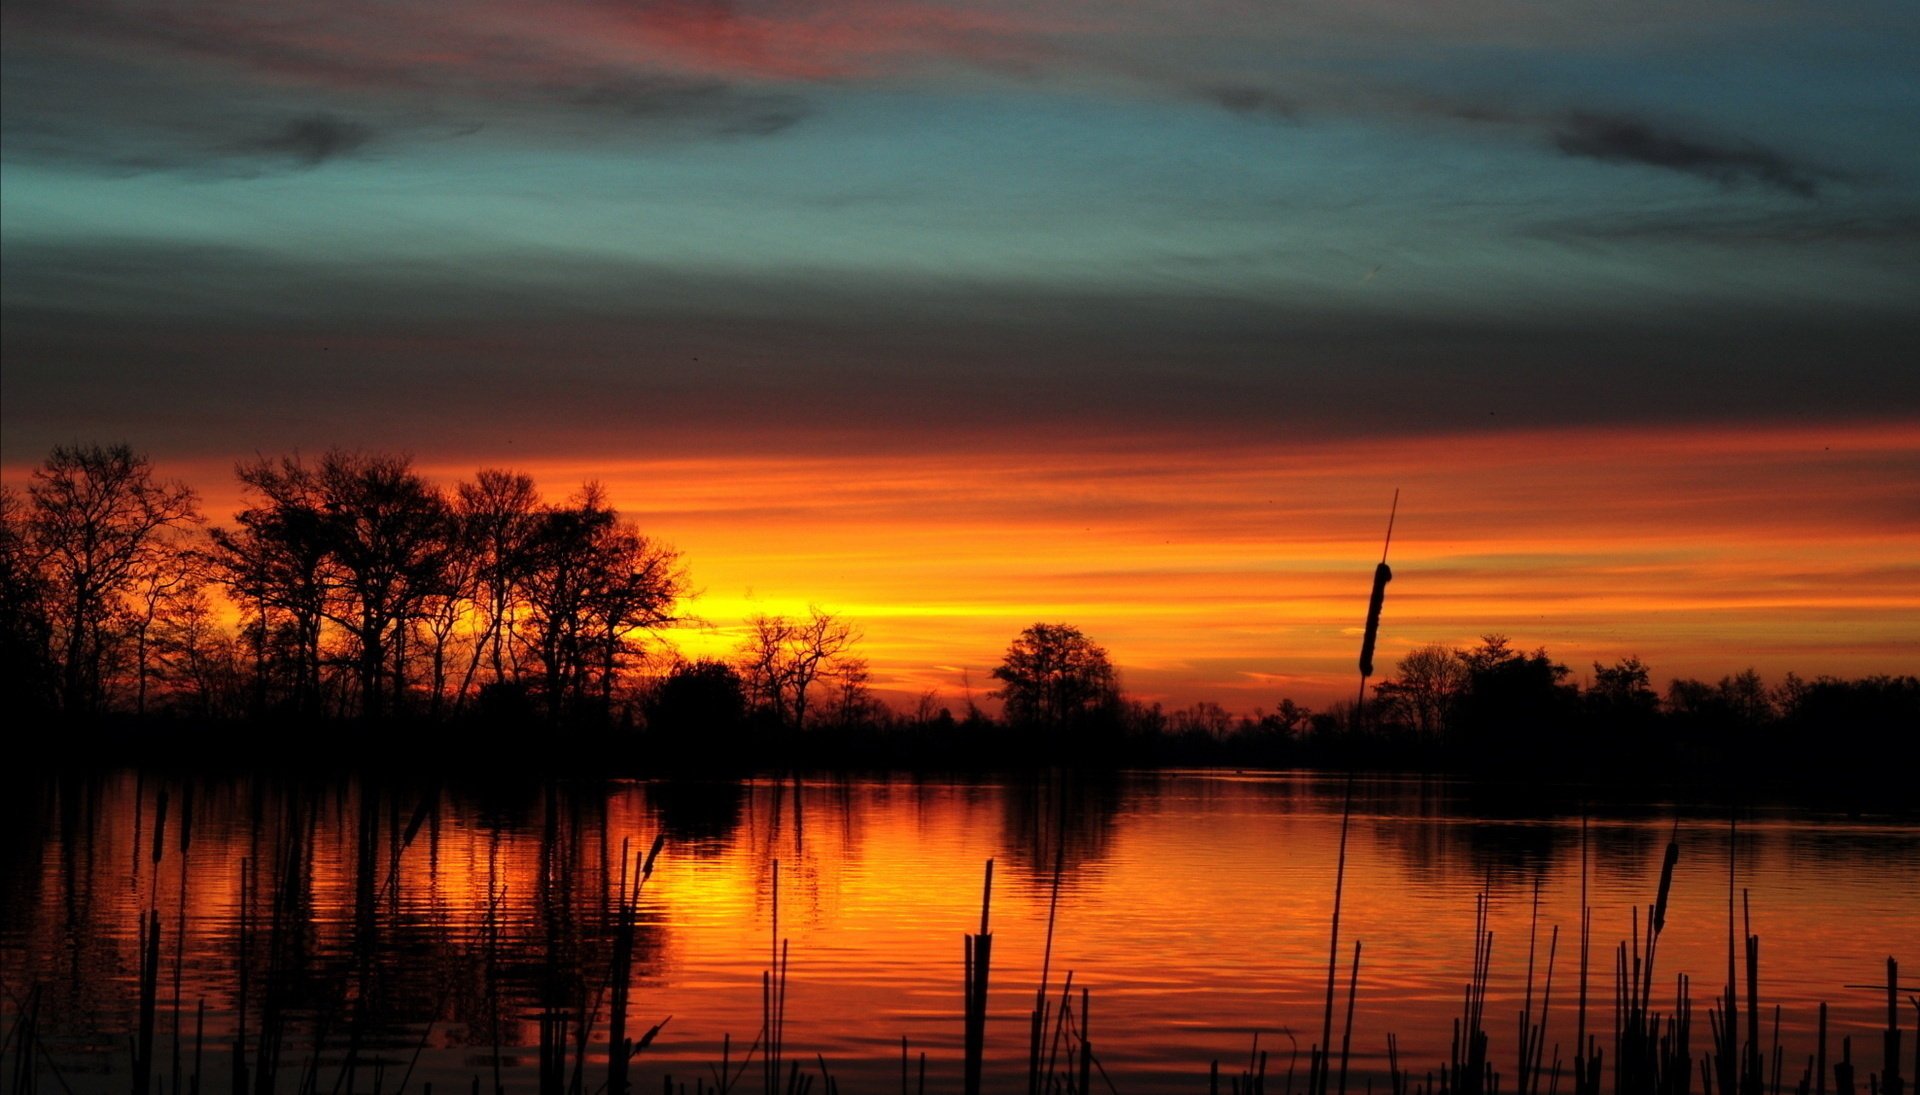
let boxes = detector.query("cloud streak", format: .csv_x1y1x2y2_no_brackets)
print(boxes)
1552,111,1826,196
231,114,373,166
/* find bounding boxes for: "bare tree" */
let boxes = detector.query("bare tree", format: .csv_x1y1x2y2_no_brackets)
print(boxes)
208,456,334,716
737,606,861,731
739,613,797,726
823,655,875,728
517,485,687,724
149,583,246,718
0,488,56,712
454,468,542,704
1374,642,1468,734
130,561,200,715
310,451,453,720
26,444,201,714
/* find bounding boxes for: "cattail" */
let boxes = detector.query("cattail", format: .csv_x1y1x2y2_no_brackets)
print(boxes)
1653,838,1680,935
643,833,666,881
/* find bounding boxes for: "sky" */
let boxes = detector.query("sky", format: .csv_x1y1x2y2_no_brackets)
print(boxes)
3,0,1917,708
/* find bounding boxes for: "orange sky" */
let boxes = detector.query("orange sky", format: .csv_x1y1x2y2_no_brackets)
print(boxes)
13,419,1912,712
386,419,1914,711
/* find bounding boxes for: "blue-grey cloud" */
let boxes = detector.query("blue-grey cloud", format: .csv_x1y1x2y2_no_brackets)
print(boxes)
557,76,810,136
231,113,372,166
1552,112,1825,197
4,238,1916,463
1196,84,1299,123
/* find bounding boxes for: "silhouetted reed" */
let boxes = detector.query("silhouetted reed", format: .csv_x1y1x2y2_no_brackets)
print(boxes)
1515,881,1560,1095
1214,1031,1284,1095
4,982,49,1095
1310,777,1358,1095
1612,830,1688,1095
962,860,993,1095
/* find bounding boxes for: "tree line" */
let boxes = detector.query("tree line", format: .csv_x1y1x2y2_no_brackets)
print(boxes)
4,443,1910,783
0,443,836,730
1119,635,1917,788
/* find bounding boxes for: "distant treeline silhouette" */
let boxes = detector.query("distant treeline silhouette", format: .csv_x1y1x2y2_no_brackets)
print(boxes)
3,443,1912,783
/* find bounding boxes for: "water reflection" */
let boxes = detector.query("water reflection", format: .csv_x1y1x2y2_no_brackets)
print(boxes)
997,771,1123,888
0,770,1912,1094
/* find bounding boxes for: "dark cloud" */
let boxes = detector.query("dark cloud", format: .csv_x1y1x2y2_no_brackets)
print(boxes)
5,239,1917,464
1552,112,1825,197
1196,84,1299,122
69,112,381,177
231,113,372,166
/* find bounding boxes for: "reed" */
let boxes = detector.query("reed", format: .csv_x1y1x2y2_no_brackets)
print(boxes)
1578,815,1603,1095
1029,822,1066,1095
3,982,45,1095
1446,887,1495,1095
1311,777,1356,1095
759,858,795,1095
1614,832,1689,1095
1515,880,1560,1095
134,908,160,1095
588,832,670,1095
962,859,994,1095
1881,960,1903,1095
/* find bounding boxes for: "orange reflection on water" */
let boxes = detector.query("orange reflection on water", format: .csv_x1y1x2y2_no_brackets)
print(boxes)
3,773,1912,1093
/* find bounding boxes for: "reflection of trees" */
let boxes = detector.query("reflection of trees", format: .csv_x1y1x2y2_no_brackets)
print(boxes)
1359,782,1683,890
734,778,858,929
0,774,675,1087
0,772,53,938
997,772,1124,890
646,780,747,855
1374,814,1567,888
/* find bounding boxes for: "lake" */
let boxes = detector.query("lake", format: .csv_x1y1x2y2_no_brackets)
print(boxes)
2,770,1913,1093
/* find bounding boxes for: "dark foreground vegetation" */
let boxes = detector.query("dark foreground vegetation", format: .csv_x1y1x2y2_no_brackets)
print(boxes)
3,443,1914,788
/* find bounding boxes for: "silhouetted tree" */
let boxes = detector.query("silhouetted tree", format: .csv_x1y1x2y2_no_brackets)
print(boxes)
1374,642,1468,734
129,562,202,715
1774,674,1918,784
453,468,542,703
311,451,454,720
25,444,201,714
737,606,861,730
147,583,247,718
991,623,1118,734
1448,634,1575,768
517,485,686,724
821,655,877,729
643,659,748,743
208,456,335,716
1587,656,1658,723
0,489,56,713
1665,668,1772,728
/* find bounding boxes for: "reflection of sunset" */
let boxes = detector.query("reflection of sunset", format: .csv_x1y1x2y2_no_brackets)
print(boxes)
5,775,1911,1093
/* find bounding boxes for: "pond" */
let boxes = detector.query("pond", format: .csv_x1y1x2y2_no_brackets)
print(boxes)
2,770,1913,1093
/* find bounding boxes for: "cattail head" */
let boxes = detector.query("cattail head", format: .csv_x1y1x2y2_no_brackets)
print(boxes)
642,833,666,881
1652,840,1679,935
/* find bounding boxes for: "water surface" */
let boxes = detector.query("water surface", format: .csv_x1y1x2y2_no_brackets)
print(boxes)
2,771,1913,1092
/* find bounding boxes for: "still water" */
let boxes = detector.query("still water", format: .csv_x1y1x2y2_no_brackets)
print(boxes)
2,771,1914,1093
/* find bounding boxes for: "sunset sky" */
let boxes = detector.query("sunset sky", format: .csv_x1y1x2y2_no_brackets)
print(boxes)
4,0,1916,707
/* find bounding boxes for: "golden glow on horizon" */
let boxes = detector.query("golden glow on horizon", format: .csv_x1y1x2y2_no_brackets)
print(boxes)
13,420,1911,711
428,421,1916,708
